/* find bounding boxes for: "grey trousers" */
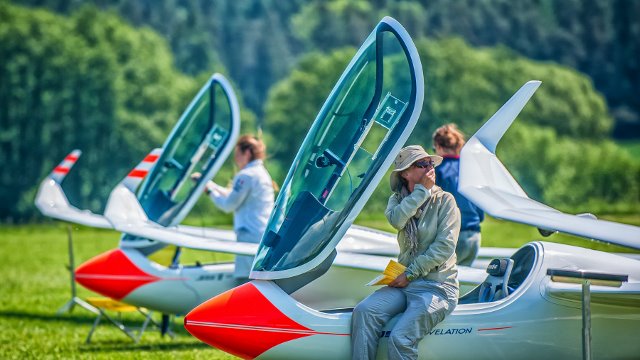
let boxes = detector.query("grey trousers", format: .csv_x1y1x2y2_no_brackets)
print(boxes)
456,230,481,266
351,279,458,360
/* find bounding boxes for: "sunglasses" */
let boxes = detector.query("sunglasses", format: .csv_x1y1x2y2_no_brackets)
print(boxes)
413,160,434,169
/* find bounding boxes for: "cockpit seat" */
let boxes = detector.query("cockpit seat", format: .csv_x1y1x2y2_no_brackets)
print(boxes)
478,258,514,302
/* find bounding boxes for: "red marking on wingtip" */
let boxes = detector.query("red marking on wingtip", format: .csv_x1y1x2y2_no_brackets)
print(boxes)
143,154,159,163
75,249,159,300
185,282,313,359
127,169,148,178
64,154,79,162
53,166,70,174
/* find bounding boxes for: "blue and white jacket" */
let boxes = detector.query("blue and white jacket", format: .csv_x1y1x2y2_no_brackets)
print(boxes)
435,155,484,232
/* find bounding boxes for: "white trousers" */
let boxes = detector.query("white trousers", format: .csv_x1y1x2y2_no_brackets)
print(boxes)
351,279,458,360
234,228,262,279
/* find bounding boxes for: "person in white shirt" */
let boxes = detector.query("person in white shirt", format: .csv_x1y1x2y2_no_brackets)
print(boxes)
193,135,275,281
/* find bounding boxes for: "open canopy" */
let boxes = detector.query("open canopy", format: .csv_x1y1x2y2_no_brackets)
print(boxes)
136,74,239,227
251,17,424,280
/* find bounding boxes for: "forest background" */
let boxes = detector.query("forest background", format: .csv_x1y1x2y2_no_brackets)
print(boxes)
2,0,639,224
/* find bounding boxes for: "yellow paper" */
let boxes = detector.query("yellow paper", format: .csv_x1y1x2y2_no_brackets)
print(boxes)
366,260,406,286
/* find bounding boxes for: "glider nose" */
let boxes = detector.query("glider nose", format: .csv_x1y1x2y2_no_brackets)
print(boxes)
185,281,313,359
75,249,159,300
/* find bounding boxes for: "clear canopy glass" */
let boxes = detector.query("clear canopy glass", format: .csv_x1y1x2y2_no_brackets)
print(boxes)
137,76,237,226
251,19,422,278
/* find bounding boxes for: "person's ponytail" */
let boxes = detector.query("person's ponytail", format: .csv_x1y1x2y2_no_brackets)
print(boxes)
432,124,466,155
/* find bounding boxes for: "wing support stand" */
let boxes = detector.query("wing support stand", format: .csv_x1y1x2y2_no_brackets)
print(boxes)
56,225,98,315
547,269,629,360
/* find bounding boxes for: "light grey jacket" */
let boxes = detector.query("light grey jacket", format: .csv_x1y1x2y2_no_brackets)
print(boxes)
385,184,461,287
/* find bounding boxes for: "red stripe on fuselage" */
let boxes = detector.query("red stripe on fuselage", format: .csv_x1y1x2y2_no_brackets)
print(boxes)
185,320,348,336
185,282,324,359
75,249,160,300
64,154,79,162
477,326,513,331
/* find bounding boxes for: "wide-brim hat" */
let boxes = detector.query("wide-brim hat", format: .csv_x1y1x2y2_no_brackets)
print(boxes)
389,145,443,191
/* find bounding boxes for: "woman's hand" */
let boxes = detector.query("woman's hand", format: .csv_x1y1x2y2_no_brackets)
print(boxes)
191,172,215,195
388,273,410,288
419,168,436,190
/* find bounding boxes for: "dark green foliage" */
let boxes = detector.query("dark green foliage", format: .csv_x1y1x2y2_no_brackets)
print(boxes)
292,1,376,52
416,38,612,140
20,0,307,121
263,48,355,174
500,123,640,213
107,0,305,120
263,38,612,166
291,0,640,137
2,1,639,221
263,38,639,213
0,3,197,221
16,0,640,135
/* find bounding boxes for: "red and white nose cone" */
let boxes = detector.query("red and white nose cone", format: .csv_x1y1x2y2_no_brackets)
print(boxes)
75,249,159,300
185,282,314,359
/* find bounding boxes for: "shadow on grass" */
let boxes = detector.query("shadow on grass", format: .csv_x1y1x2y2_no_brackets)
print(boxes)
78,340,209,352
0,310,212,352
0,309,191,335
0,309,99,325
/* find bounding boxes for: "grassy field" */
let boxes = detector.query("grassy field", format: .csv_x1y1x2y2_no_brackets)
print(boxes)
1,214,638,358
358,213,640,253
0,224,236,360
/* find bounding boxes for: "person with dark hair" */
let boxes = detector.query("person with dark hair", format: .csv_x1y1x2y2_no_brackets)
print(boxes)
192,134,275,282
432,124,484,266
351,145,460,360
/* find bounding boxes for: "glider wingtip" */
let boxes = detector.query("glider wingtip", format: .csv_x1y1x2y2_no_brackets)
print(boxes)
523,80,542,93
471,80,543,152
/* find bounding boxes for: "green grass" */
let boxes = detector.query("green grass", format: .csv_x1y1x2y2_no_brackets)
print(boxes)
2,214,639,358
0,223,237,360
355,213,640,253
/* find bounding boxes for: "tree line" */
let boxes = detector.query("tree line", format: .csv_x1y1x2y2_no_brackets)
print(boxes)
0,4,200,221
17,0,640,138
1,2,638,222
263,39,639,215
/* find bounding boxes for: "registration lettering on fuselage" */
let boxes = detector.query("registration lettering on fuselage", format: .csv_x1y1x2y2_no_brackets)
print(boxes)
380,328,473,338
196,273,232,281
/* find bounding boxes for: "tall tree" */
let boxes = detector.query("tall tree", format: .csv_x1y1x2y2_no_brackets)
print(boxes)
263,38,628,212
0,3,197,221
17,0,640,136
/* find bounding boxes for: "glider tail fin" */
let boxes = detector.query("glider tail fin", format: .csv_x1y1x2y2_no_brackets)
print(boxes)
459,80,640,249
104,149,162,227
49,149,82,184
35,149,112,228
120,148,162,193
473,80,541,153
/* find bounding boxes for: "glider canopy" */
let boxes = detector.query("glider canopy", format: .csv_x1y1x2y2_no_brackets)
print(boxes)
251,17,425,280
